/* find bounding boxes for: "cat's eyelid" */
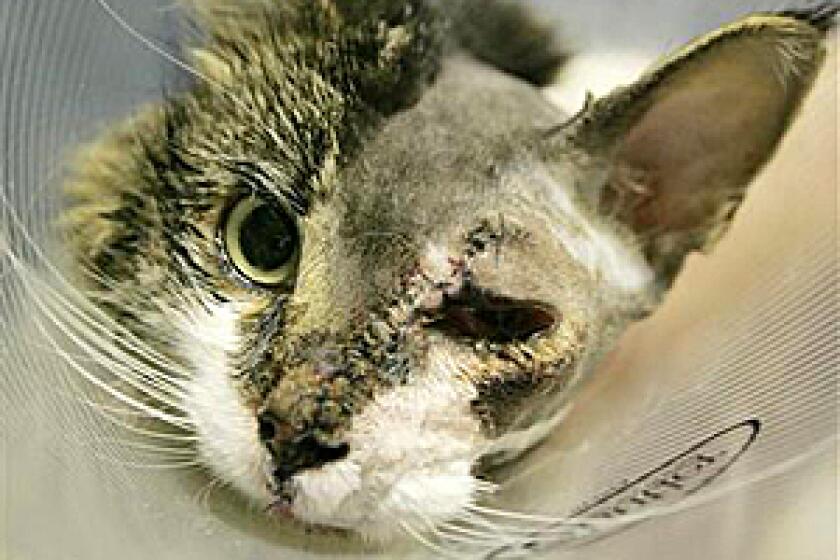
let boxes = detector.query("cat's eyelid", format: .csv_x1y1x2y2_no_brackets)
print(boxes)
226,159,310,217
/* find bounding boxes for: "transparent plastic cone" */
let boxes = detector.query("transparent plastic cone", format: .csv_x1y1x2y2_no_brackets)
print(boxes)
1,2,836,559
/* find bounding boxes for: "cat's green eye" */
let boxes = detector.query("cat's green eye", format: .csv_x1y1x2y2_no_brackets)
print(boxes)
222,196,300,286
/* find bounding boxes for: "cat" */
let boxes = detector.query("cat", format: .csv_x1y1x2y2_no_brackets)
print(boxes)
60,0,835,545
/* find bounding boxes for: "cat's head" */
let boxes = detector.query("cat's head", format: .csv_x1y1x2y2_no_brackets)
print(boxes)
63,1,832,542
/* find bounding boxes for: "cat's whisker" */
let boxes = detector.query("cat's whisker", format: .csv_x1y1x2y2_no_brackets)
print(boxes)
464,503,568,525
82,398,198,443
450,507,520,536
395,474,486,547
72,436,197,458
29,281,184,385
1,199,191,379
388,484,436,535
30,313,195,430
399,520,462,560
22,274,195,390
433,517,511,551
89,453,203,471
93,0,290,153
441,509,540,546
18,272,194,394
436,506,593,551
60,287,194,382
193,474,226,510
33,299,192,411
457,505,615,544
56,328,189,399
432,519,504,548
61,424,199,466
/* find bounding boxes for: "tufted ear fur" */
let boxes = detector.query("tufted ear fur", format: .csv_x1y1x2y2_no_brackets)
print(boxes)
573,8,835,289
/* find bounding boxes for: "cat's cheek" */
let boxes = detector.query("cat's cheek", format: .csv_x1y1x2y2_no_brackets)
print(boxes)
173,301,273,504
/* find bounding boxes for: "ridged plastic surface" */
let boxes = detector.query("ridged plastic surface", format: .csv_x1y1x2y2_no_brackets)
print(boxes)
1,2,835,559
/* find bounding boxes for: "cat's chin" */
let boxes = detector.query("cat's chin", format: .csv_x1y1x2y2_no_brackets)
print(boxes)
289,460,486,543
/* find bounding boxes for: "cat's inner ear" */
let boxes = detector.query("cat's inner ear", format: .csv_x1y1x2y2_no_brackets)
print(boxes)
574,13,830,287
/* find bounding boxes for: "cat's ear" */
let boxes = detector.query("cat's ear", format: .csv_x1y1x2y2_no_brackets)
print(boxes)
572,9,834,288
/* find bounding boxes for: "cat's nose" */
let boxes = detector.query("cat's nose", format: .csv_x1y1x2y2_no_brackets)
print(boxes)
424,282,557,343
257,411,350,485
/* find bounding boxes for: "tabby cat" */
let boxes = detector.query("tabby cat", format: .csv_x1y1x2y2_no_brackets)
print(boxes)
62,0,834,543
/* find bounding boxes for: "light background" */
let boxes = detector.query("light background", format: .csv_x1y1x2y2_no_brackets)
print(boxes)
1,2,836,559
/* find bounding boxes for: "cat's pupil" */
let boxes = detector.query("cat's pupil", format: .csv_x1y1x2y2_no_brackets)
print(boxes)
239,204,297,271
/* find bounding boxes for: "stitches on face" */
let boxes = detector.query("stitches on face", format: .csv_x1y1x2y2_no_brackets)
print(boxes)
238,217,584,507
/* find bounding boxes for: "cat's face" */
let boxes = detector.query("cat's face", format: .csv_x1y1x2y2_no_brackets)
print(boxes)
62,1,829,543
